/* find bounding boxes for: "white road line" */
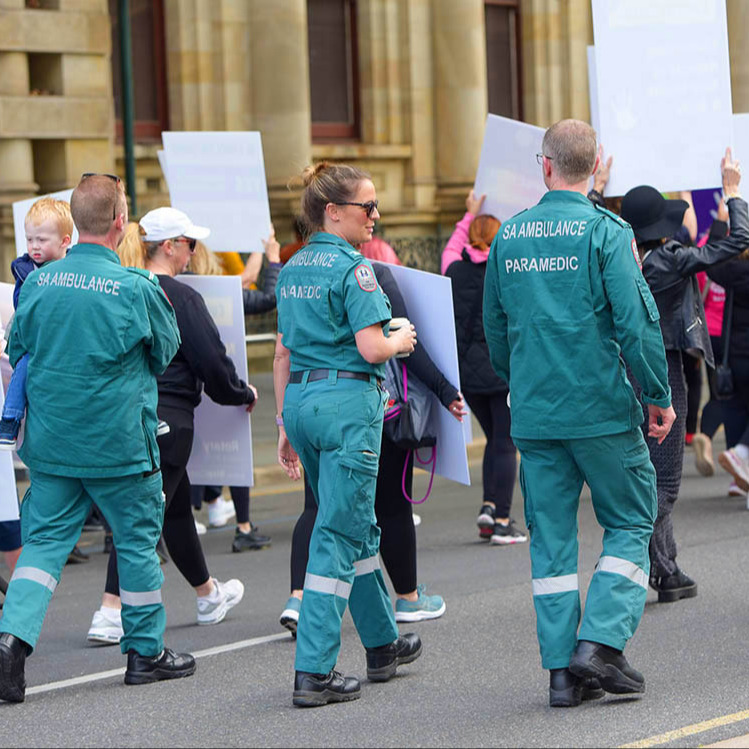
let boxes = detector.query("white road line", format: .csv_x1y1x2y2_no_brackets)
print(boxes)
27,631,291,696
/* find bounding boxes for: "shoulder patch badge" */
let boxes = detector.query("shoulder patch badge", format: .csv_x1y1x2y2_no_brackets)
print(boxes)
631,238,642,269
354,264,377,292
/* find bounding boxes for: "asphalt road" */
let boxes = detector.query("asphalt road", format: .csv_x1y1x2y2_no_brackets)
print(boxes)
2,436,749,748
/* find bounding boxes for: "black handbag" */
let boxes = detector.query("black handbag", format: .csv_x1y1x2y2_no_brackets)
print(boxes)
715,287,734,400
382,359,437,450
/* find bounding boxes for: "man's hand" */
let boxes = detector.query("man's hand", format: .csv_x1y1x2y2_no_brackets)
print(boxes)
593,144,613,194
721,146,741,196
466,189,486,216
278,431,301,480
647,404,676,445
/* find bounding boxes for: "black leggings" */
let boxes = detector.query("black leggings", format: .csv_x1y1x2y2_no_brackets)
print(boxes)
682,351,702,435
290,435,418,595
463,390,517,518
191,485,250,524
105,405,210,595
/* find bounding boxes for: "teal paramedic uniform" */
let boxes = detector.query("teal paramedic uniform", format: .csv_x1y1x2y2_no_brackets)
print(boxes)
482,191,671,669
276,232,399,675
0,243,180,657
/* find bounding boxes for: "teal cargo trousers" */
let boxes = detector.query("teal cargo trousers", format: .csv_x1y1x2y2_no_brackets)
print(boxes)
513,428,657,670
0,470,166,656
283,373,399,675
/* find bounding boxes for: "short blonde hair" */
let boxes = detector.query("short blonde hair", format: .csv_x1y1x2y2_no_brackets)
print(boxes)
25,197,74,238
116,222,147,268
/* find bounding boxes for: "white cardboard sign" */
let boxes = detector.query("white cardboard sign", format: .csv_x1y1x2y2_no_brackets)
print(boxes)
177,275,254,487
587,46,601,138
732,113,749,166
592,0,733,196
372,262,470,486
161,132,272,255
157,149,170,191
474,115,546,223
13,189,77,258
0,284,20,522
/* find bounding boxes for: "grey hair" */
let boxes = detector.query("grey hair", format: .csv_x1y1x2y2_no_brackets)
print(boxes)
542,119,597,183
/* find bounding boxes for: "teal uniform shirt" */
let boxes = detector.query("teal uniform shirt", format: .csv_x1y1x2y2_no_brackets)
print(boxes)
8,243,180,477
276,232,392,377
483,190,671,440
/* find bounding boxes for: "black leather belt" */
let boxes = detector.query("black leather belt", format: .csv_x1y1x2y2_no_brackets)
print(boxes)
288,369,373,384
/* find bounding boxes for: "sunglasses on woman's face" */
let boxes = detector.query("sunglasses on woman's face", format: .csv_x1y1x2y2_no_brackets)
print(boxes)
333,200,379,219
174,236,197,252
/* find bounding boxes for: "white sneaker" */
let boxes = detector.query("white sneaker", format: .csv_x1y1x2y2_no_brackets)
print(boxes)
207,498,236,528
194,518,207,535
412,513,421,527
87,607,123,645
729,481,747,497
692,433,714,477
197,578,244,625
719,448,749,492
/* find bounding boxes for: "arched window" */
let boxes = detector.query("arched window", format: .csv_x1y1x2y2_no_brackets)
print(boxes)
485,0,522,120
307,0,360,140
109,0,169,142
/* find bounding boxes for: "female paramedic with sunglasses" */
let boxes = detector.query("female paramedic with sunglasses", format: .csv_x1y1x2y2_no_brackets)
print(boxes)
274,162,421,708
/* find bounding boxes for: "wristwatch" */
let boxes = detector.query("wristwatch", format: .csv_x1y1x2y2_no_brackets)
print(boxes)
275,415,284,427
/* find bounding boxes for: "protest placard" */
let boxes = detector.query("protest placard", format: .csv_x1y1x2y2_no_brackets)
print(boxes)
13,189,77,257
161,132,272,255
474,115,546,223
157,149,170,190
177,275,254,487
592,0,733,196
0,283,19,522
587,46,601,138
372,262,470,486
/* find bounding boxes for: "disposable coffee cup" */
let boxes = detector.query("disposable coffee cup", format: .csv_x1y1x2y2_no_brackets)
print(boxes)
389,317,412,358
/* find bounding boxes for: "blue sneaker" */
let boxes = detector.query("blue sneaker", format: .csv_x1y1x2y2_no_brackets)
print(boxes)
280,596,301,637
394,584,446,623
0,417,21,451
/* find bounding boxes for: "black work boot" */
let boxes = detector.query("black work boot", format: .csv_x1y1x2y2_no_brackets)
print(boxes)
0,633,30,703
549,667,604,707
650,567,697,603
124,648,196,685
365,632,422,682
569,640,645,695
293,669,361,707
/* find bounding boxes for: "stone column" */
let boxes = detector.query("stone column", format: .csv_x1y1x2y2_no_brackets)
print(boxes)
521,0,592,127
727,0,749,114
432,0,487,192
248,0,311,188
403,0,436,211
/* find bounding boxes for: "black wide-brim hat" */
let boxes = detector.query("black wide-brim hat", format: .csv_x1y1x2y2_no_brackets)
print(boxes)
620,185,689,243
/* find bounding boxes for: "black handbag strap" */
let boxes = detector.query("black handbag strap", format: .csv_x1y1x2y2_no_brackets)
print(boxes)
721,287,734,367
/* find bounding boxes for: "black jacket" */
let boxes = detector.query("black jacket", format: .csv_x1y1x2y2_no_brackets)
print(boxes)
444,248,506,394
243,262,280,315
157,274,256,411
640,197,749,367
375,264,459,408
707,255,749,360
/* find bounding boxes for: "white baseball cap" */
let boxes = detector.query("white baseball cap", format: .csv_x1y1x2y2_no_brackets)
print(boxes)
139,207,211,243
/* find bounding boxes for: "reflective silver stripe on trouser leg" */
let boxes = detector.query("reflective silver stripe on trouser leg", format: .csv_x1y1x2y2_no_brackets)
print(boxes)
353,555,381,577
531,573,579,596
10,566,58,594
594,556,648,590
304,572,352,600
120,588,163,606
